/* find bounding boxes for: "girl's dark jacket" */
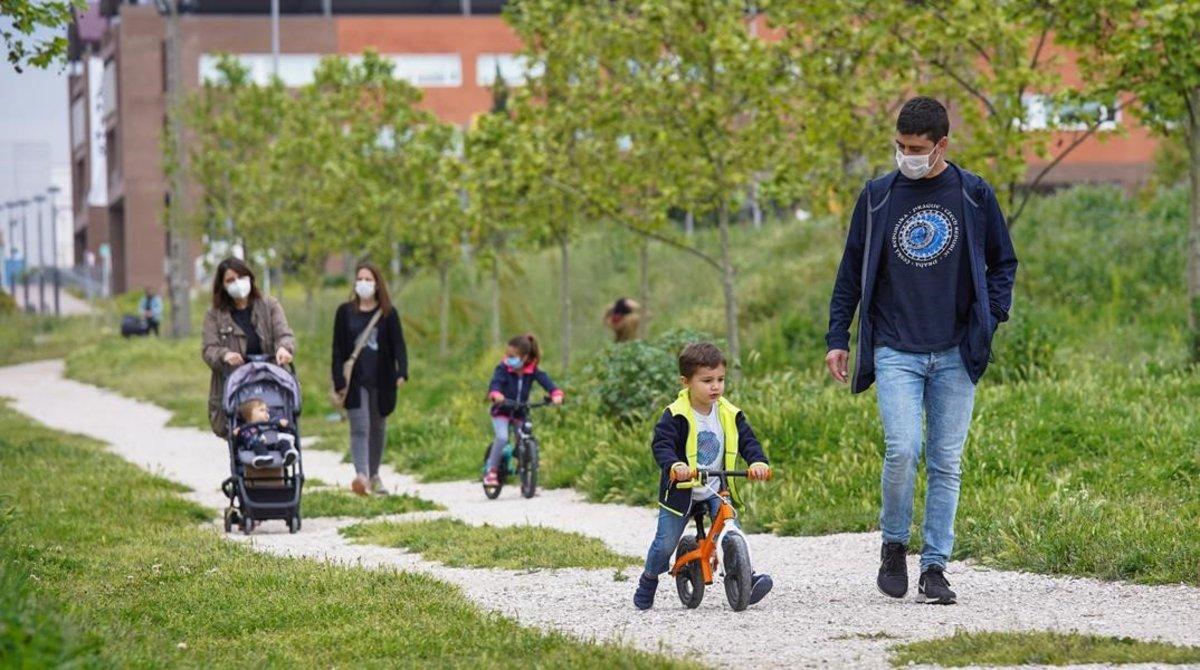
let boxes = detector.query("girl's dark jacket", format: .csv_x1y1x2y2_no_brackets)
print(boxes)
487,360,563,418
331,303,408,416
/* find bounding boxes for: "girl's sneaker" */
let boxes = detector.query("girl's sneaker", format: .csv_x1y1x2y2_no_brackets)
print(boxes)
483,469,500,487
369,475,390,496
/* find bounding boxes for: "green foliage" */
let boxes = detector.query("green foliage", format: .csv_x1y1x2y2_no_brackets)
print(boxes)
342,518,638,570
584,329,712,423
0,290,15,315
0,403,682,669
891,630,1200,667
0,0,84,71
303,489,442,518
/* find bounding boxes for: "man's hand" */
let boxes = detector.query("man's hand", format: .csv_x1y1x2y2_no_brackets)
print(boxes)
275,347,293,366
223,351,245,367
825,349,850,384
670,463,694,482
748,463,772,481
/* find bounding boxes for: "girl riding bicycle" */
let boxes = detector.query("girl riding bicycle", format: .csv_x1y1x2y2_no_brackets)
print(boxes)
484,333,563,487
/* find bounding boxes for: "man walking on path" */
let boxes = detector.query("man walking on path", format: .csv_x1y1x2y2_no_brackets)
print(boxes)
823,97,1018,605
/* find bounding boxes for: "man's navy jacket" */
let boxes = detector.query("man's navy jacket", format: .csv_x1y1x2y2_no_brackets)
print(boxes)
826,163,1019,393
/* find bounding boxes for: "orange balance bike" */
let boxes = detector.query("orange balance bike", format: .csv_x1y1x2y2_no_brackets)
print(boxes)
669,469,757,611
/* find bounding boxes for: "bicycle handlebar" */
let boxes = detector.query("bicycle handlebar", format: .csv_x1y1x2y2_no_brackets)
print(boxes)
491,397,557,412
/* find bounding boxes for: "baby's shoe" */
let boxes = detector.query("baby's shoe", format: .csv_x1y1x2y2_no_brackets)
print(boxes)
251,453,274,468
281,447,298,467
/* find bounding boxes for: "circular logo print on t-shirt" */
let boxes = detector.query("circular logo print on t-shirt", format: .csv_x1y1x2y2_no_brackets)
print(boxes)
892,204,960,268
697,431,721,466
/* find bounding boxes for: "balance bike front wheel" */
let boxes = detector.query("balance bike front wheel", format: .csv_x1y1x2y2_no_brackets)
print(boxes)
722,532,753,612
519,438,539,499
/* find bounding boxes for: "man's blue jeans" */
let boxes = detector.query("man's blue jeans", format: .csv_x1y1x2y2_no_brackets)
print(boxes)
874,345,976,571
643,497,723,576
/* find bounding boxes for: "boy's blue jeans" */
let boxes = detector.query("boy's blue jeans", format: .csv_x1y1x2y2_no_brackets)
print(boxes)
643,496,724,576
874,345,976,571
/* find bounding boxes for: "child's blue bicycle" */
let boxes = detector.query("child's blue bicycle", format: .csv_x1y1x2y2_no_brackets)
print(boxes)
481,397,554,500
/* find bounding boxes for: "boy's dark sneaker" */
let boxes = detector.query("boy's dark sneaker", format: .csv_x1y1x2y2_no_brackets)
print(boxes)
877,542,908,598
633,573,658,610
281,447,298,467
917,566,956,605
749,573,773,605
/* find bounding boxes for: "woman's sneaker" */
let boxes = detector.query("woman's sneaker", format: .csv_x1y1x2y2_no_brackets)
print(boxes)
877,542,909,598
351,474,369,496
633,573,658,610
369,475,390,496
917,566,957,605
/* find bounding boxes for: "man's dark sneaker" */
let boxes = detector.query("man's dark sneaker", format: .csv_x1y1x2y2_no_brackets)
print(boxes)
877,542,908,598
633,573,659,610
749,573,773,605
917,566,956,605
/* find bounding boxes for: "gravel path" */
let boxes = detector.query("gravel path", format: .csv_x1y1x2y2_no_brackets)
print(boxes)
2,359,1198,669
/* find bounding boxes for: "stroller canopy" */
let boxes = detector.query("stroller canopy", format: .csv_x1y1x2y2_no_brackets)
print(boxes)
223,362,302,416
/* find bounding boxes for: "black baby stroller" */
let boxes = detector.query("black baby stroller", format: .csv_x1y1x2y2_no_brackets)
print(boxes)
220,356,305,534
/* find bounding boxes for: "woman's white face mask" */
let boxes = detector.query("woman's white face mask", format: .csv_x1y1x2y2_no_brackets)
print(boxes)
225,276,251,300
355,280,377,299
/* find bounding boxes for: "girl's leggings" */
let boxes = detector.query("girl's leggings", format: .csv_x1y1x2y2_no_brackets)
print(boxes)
485,415,511,472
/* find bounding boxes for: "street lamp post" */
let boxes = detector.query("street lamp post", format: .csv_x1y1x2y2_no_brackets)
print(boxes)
4,202,14,294
48,186,61,316
18,199,30,311
33,194,46,314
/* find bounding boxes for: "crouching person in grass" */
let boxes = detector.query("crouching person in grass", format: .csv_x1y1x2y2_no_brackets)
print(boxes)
633,342,773,610
824,97,1018,605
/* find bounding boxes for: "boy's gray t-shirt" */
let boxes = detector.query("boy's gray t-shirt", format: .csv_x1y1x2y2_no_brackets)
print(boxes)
692,405,725,501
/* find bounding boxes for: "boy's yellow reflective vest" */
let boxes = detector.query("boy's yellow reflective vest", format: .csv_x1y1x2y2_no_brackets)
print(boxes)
651,389,769,517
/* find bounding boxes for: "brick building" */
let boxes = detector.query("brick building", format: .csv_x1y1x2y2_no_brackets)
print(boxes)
67,0,517,293
67,2,1159,294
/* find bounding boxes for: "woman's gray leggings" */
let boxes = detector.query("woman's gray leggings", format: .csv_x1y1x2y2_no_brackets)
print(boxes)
348,386,386,477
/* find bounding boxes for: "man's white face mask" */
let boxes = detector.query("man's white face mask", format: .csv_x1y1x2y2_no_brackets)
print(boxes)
895,142,944,180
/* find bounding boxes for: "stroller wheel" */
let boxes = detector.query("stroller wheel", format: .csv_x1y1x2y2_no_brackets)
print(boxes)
223,507,235,533
288,516,301,534
241,516,255,535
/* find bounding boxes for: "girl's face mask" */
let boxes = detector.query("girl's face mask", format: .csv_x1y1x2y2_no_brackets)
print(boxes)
505,356,523,368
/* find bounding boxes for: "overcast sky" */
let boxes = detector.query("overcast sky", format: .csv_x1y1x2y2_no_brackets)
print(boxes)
0,22,72,193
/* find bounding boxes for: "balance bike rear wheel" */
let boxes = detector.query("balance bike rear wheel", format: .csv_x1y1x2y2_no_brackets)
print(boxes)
674,535,704,608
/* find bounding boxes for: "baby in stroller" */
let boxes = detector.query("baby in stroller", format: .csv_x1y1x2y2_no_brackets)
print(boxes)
234,397,299,469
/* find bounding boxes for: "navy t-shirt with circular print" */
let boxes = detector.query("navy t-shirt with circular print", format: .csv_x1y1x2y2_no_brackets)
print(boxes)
869,168,973,353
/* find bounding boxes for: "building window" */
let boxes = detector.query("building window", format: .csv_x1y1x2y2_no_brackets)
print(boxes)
1020,94,1120,132
476,54,542,87
102,58,118,117
106,128,119,192
71,97,86,150
73,158,86,207
199,53,463,89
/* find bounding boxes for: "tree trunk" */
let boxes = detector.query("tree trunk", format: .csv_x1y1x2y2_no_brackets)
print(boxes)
391,241,402,288
1187,87,1200,361
490,254,502,348
164,0,191,338
559,235,571,369
638,238,650,337
439,263,450,357
717,203,740,380
750,180,763,230
685,211,695,236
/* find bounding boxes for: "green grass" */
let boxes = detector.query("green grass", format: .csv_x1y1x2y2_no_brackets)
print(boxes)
51,184,1200,585
342,518,639,570
303,489,443,518
0,402,684,668
891,630,1200,667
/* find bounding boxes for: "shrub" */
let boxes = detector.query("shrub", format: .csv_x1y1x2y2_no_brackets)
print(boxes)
583,328,713,423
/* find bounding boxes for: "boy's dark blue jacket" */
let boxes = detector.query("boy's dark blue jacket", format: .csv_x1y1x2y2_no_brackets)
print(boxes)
651,390,769,517
826,163,1018,393
487,360,563,417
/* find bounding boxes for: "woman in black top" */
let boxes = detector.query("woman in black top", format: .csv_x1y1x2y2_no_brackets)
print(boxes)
331,262,408,496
